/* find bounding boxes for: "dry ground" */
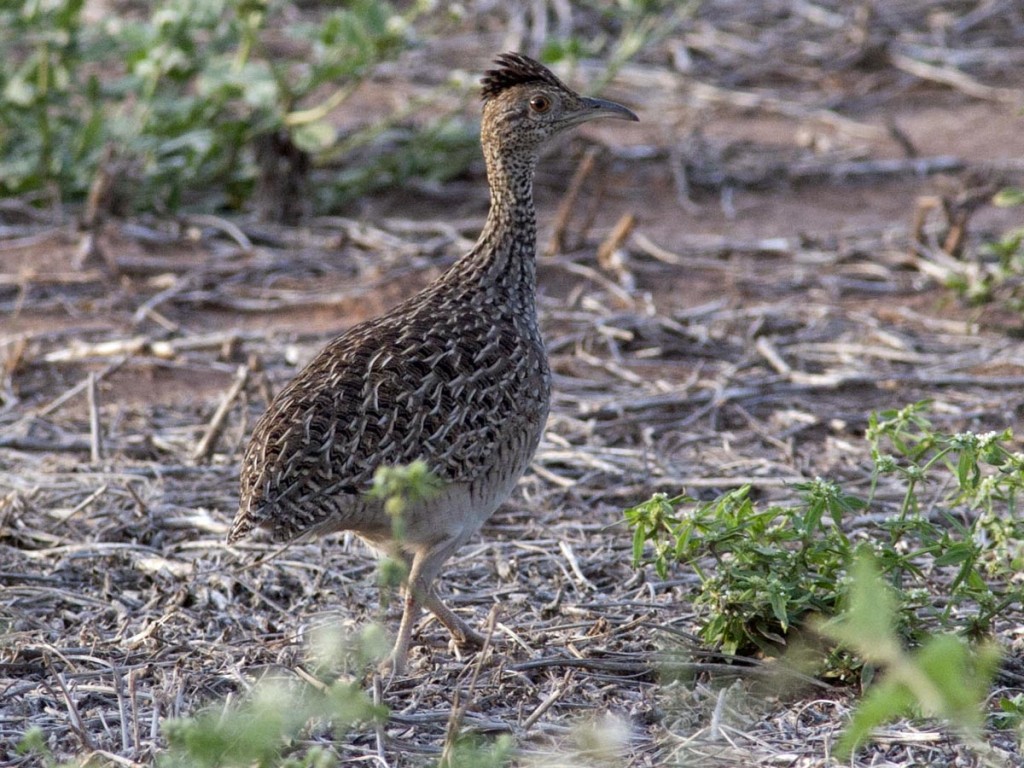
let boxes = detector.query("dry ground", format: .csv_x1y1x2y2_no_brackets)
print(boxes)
3,1,1024,766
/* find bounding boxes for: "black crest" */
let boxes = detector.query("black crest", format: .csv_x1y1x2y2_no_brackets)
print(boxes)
481,52,569,100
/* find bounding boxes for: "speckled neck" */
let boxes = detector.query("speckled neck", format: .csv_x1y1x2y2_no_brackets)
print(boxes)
449,140,540,304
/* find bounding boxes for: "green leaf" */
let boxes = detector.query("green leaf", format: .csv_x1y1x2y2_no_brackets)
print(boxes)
631,524,646,566
768,587,789,630
819,550,901,662
15,727,50,757
3,72,35,106
994,187,1024,207
837,677,915,756
293,119,337,154
933,541,974,567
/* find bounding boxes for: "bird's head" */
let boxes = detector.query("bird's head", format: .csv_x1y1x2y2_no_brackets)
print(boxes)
480,52,638,156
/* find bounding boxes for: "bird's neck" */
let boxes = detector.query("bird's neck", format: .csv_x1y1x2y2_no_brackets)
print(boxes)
453,149,539,298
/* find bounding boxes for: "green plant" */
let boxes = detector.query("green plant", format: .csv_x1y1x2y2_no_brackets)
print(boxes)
0,0,100,202
17,727,54,762
1,1,686,215
867,402,1024,637
992,693,1024,732
994,187,1024,208
943,186,1024,309
0,0,461,214
542,0,699,82
625,480,859,656
120,0,416,213
626,401,1024,660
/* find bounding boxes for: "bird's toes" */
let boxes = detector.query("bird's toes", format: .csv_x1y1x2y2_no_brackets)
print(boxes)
378,650,409,679
454,625,487,649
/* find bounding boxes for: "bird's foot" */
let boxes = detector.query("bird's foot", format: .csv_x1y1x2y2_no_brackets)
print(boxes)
379,648,409,679
452,623,487,649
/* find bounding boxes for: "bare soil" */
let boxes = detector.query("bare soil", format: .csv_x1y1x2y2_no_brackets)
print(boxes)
3,2,1024,766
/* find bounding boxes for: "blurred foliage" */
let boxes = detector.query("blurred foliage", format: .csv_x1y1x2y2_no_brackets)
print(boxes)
944,187,1024,309
0,0,467,213
820,552,1002,758
158,625,388,768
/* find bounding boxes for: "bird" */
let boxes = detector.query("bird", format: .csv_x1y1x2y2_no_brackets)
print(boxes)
228,52,638,674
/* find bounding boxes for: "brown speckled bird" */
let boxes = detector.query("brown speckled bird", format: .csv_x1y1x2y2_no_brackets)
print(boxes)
229,52,638,673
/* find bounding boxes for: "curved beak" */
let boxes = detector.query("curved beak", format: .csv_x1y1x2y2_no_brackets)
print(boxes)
569,96,639,125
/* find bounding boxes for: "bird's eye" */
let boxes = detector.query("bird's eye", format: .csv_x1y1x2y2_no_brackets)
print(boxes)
529,94,551,114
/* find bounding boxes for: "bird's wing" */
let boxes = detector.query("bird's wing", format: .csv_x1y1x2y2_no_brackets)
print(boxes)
232,296,547,540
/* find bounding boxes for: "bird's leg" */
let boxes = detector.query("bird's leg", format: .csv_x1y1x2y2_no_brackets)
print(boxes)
385,589,420,677
378,548,415,676
384,538,484,674
421,587,486,648
412,541,487,647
